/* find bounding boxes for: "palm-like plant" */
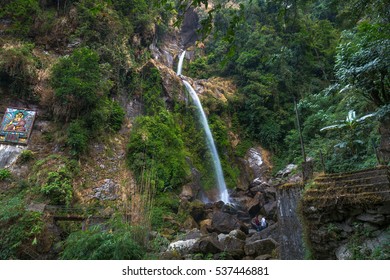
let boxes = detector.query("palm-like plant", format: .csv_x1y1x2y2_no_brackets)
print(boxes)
320,110,376,154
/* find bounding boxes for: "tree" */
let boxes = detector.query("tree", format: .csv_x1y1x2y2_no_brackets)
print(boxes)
50,47,112,121
320,110,376,155
335,22,390,107
335,21,390,163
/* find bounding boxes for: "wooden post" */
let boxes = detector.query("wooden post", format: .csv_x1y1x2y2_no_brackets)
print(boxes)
294,97,306,163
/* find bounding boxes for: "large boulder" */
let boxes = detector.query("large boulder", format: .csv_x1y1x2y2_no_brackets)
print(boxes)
276,164,298,177
191,234,223,254
199,219,212,234
92,179,119,201
220,236,245,259
229,229,247,241
180,184,195,202
210,211,248,234
246,192,265,217
244,238,278,257
182,216,198,231
247,223,279,243
189,200,207,223
261,201,277,220
168,239,198,255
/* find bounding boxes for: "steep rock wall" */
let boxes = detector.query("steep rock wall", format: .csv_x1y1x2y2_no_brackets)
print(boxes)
301,167,390,259
276,184,305,260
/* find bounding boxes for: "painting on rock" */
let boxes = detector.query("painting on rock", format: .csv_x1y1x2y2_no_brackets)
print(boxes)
0,108,36,145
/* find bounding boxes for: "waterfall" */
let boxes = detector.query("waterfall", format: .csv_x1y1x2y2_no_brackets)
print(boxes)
177,51,229,203
0,144,25,169
177,51,186,76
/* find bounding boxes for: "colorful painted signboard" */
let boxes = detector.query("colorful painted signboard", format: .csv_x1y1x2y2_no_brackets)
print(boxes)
0,108,36,145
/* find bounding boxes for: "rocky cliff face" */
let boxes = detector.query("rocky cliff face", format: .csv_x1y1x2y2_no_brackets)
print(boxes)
180,8,200,49
301,167,390,259
277,184,305,260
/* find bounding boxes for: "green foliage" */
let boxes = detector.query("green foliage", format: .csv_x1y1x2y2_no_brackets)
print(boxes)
150,192,181,231
18,150,34,164
0,0,40,36
187,57,211,79
139,66,165,115
61,220,146,260
112,0,153,37
40,168,73,206
0,195,44,259
335,21,390,107
107,100,125,131
51,47,125,156
30,155,78,204
0,169,11,181
347,223,389,260
51,47,111,121
127,110,189,192
234,138,253,158
209,115,239,188
0,43,37,99
67,120,89,157
150,206,170,231
74,0,127,45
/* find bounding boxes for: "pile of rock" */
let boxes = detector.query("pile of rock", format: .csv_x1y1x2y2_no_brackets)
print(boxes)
162,226,279,260
161,198,280,260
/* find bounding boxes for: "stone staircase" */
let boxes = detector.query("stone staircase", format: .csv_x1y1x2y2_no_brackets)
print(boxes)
304,166,390,208
301,166,390,259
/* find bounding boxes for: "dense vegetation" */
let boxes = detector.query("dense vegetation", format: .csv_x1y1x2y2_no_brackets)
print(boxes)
187,0,389,172
0,0,388,260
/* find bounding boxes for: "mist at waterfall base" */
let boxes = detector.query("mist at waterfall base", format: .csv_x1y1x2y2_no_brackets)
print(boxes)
177,51,230,204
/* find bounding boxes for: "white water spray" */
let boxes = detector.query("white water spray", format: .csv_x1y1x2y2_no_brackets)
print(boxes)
177,51,186,76
177,51,229,203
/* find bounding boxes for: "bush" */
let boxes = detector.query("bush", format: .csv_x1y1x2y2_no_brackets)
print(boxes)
127,110,189,192
0,195,44,259
51,47,111,121
18,150,34,163
67,120,89,157
0,0,40,36
75,0,127,44
0,169,11,181
0,43,37,99
108,100,125,131
40,168,73,206
61,221,146,260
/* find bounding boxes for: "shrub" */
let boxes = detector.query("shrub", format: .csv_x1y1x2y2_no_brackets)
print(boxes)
0,43,37,99
40,168,73,206
0,195,44,259
108,100,125,131
67,120,89,157
127,110,189,192
0,169,11,181
61,222,146,260
75,0,126,44
18,150,34,163
51,47,111,121
0,0,40,36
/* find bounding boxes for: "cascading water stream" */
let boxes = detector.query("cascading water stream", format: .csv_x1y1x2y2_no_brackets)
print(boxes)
177,51,186,76
177,51,229,203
